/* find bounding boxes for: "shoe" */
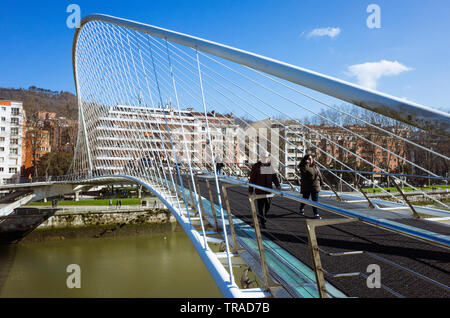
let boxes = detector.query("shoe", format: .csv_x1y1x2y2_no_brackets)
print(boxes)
312,214,321,219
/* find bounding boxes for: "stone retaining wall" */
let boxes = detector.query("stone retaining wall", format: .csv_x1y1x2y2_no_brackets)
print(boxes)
38,208,176,229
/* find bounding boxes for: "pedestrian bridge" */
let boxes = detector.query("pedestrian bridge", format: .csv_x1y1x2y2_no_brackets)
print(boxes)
1,14,449,298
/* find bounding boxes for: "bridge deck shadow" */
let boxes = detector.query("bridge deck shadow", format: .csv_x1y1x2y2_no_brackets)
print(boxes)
0,208,58,244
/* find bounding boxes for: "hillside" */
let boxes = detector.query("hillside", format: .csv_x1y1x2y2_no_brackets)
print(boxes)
0,87,78,120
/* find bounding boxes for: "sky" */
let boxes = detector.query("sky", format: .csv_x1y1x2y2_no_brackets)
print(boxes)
1,0,449,112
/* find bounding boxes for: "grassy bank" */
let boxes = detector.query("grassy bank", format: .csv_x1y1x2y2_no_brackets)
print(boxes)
362,184,449,194
25,198,160,207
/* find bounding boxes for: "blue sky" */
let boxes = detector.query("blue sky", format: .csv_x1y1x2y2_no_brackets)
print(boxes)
1,0,449,111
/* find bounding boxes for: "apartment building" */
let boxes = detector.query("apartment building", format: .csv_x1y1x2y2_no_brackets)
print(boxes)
42,114,78,154
245,120,410,181
247,119,307,180
83,105,248,175
190,110,244,169
23,128,51,174
305,125,407,173
0,100,26,184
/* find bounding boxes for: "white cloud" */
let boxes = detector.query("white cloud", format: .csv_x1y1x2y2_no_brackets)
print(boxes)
347,60,413,90
306,27,341,38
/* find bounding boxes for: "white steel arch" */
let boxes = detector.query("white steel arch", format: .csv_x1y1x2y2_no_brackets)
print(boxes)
73,14,450,138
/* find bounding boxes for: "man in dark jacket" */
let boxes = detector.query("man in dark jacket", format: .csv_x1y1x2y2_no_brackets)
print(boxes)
248,152,281,228
215,156,224,175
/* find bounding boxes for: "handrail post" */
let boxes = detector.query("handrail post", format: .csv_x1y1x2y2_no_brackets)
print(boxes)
390,176,421,219
193,175,207,221
185,174,198,215
248,193,278,291
354,174,376,209
323,180,342,202
222,184,244,253
306,217,358,298
205,179,219,232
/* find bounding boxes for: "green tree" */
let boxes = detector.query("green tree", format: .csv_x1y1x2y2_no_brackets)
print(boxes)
36,152,73,177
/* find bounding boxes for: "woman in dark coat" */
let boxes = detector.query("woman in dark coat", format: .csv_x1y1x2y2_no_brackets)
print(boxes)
298,154,323,219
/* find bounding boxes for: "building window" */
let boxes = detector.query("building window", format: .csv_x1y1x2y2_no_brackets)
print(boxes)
9,167,17,174
0,147,4,152
10,148,18,155
1,117,5,121
1,127,5,132
11,108,20,116
0,137,4,142
10,128,18,135
11,117,19,125
0,167,3,172
10,139,18,145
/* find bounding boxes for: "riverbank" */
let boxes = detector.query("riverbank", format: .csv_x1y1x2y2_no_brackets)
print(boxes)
22,221,182,243
1,205,177,244
27,206,177,242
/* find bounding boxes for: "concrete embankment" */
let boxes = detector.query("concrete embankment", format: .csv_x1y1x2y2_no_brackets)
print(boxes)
2,202,178,243
38,206,176,229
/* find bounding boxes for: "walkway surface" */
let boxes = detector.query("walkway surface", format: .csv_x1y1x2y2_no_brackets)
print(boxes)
190,176,450,298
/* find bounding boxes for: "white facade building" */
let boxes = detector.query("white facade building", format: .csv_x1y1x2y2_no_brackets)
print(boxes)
87,105,243,175
248,119,306,180
0,100,26,184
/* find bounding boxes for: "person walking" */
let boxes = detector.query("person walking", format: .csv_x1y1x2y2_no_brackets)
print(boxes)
248,152,281,229
298,154,324,219
215,156,224,175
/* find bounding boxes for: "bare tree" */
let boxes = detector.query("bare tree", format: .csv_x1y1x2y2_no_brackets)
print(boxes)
26,113,46,179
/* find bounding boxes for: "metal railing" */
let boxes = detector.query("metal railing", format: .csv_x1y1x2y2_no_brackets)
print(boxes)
196,173,450,297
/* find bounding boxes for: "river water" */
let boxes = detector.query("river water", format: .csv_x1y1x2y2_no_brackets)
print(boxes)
0,226,222,298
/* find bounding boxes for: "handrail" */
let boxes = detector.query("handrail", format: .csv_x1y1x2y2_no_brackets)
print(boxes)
218,175,450,248
194,174,449,297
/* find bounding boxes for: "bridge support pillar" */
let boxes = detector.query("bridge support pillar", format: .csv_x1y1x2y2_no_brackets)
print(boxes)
74,191,80,201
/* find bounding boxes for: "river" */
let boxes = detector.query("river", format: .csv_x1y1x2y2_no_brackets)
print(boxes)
0,225,222,298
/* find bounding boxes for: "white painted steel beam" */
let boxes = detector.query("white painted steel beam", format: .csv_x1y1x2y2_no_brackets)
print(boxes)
73,14,450,137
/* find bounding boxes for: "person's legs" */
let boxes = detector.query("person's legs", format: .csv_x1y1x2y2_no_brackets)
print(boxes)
256,198,266,227
264,198,272,217
299,191,311,214
311,191,320,218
